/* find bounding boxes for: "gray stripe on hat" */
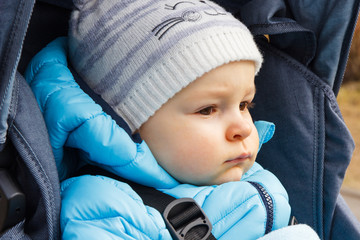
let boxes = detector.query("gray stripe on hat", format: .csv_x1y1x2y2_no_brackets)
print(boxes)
100,19,243,97
72,1,126,58
77,1,230,80
79,6,157,73
74,0,157,60
96,19,244,105
91,29,156,97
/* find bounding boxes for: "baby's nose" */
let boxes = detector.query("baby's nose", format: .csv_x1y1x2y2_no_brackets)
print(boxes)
225,116,252,141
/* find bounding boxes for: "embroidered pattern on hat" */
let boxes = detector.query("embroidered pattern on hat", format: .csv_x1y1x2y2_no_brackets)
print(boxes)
152,0,226,40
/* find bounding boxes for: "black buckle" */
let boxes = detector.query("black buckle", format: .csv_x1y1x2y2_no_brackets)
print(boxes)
163,198,212,240
0,169,26,232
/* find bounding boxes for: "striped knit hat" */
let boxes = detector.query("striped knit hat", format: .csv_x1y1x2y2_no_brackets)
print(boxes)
68,0,263,132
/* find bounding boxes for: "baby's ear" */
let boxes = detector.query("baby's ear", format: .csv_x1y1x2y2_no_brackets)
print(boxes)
254,121,275,152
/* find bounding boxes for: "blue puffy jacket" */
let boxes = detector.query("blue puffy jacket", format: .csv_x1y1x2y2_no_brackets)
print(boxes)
25,37,292,240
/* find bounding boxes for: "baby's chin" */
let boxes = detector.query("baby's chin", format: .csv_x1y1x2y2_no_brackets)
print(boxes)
215,166,252,185
213,175,243,185
185,173,244,186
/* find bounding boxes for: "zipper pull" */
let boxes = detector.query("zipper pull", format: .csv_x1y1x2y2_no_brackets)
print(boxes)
289,216,298,225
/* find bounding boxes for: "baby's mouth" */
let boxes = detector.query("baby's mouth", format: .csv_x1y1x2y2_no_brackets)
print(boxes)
225,153,252,164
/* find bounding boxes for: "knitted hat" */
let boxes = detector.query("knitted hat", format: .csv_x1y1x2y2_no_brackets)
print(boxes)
68,0,263,132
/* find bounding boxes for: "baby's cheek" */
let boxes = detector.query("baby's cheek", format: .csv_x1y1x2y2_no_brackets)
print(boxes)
166,147,215,184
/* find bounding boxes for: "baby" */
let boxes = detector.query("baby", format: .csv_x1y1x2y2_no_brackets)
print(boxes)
139,60,260,186
25,0,319,239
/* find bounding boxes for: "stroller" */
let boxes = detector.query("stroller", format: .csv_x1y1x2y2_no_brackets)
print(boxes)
1,0,359,239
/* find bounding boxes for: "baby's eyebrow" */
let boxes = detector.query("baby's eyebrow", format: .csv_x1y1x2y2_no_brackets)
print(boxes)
196,88,230,98
192,84,256,99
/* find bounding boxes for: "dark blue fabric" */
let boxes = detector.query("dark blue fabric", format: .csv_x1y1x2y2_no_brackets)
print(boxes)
251,38,356,239
214,0,360,93
3,73,61,239
286,0,360,94
0,0,34,150
0,1,61,239
331,195,360,240
0,221,31,240
220,0,317,67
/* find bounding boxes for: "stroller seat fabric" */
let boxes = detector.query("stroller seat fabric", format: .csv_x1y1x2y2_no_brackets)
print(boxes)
0,0,359,239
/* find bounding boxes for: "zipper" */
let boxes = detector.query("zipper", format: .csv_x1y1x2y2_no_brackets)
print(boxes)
248,181,274,234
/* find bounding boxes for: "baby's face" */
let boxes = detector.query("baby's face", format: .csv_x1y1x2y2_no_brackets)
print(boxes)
139,61,259,186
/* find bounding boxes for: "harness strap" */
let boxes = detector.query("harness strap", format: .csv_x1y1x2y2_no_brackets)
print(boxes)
76,165,217,240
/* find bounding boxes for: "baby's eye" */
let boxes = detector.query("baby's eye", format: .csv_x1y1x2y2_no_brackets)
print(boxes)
239,102,255,111
198,106,215,115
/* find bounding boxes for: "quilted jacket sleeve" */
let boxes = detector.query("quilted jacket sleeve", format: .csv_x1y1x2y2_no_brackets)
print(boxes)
60,175,173,240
